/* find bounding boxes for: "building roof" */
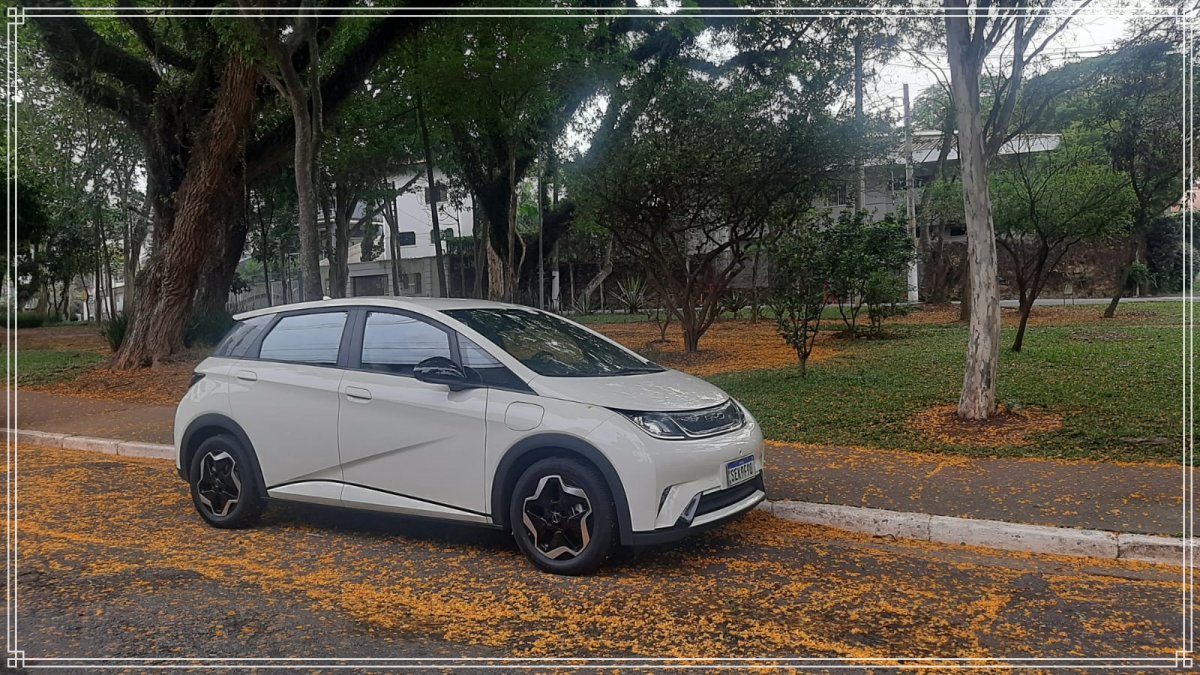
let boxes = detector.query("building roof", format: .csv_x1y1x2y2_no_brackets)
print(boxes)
875,131,1061,166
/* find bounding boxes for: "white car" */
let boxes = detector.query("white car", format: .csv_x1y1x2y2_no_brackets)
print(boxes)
174,298,765,574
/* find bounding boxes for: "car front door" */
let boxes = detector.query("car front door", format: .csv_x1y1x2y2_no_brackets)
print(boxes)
336,309,489,521
228,309,350,505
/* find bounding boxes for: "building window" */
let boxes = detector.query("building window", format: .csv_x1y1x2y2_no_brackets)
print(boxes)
396,231,416,246
352,274,388,297
829,182,852,207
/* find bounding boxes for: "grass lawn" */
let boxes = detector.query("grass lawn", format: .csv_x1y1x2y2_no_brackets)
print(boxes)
711,306,1185,463
2,349,106,387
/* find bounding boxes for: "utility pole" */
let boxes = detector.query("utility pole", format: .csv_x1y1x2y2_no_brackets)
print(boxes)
854,34,867,211
903,83,919,303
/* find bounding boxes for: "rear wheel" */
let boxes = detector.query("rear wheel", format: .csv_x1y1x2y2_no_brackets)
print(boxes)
188,434,266,529
509,457,616,575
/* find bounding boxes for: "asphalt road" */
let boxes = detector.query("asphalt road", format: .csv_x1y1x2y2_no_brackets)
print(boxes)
8,445,1187,670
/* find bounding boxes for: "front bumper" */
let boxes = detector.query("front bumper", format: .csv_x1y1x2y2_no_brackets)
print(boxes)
628,473,766,546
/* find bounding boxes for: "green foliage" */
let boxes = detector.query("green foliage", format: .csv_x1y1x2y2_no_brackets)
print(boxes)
720,290,748,321
184,308,236,348
614,277,646,314
1145,214,1189,293
576,66,853,351
16,313,48,329
571,291,596,316
863,270,910,335
99,314,130,352
712,307,1184,463
824,210,914,338
768,219,828,374
0,348,104,387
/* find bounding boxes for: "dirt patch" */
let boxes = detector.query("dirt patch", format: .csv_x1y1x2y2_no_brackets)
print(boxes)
592,319,836,376
909,404,1064,449
25,351,203,407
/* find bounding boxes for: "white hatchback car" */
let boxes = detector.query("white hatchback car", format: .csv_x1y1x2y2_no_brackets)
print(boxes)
175,298,765,574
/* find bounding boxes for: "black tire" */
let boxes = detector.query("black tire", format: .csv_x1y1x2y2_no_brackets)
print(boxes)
188,433,266,529
509,457,616,575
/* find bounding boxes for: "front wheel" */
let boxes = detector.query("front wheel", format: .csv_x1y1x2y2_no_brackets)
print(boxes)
509,457,616,575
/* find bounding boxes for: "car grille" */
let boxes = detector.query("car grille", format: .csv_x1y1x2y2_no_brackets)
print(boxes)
694,473,764,519
673,400,745,437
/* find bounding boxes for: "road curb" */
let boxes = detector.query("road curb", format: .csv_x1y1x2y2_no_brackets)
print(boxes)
760,500,1190,566
10,428,1189,565
11,428,174,461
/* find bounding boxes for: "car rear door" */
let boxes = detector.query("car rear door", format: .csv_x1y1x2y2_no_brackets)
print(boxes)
227,309,351,505
336,309,489,521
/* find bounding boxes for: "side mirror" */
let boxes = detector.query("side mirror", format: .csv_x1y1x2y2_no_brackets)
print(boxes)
413,356,473,391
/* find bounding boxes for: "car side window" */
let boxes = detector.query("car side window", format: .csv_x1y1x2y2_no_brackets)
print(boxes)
459,335,527,390
258,312,348,365
361,312,452,376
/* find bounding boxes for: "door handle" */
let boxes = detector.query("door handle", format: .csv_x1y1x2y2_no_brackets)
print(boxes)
345,386,372,402
236,370,258,382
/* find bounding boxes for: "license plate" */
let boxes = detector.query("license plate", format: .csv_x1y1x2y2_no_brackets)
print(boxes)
725,455,756,487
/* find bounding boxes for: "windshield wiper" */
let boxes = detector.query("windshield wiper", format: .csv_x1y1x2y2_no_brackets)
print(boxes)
610,364,666,375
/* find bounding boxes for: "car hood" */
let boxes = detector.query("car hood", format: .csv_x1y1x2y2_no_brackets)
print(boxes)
528,368,731,412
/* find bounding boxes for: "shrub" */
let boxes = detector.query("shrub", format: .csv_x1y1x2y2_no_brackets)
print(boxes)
720,289,748,320
768,222,828,376
99,314,130,351
863,270,910,335
614,277,646,314
15,313,46,329
571,291,596,316
185,308,235,347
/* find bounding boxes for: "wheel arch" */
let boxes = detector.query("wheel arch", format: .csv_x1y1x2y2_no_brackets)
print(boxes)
491,433,635,545
179,414,268,500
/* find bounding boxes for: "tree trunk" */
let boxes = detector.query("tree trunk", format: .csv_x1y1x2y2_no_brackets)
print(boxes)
947,13,1000,421
196,198,250,318
486,234,505,301
417,94,448,298
472,206,486,299
1104,238,1141,318
580,237,614,304
113,58,259,368
1013,296,1033,352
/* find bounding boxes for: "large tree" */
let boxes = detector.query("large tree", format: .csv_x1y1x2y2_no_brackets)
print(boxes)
991,134,1134,351
576,70,851,352
943,0,1090,420
29,3,447,366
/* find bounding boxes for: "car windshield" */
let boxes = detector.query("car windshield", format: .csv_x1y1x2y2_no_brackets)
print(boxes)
444,308,665,377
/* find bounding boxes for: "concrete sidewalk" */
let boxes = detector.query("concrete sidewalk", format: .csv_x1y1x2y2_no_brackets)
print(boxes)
7,390,1188,538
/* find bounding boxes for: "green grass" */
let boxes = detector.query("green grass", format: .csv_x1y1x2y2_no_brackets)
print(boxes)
710,319,1186,463
1,349,105,387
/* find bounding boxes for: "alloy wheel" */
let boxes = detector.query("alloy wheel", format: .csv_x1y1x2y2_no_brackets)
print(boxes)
521,475,593,559
196,450,241,518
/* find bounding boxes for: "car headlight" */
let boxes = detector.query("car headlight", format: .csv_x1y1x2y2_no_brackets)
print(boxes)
614,400,746,440
618,410,688,439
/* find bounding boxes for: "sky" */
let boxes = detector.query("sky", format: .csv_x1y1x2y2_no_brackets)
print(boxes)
868,11,1134,125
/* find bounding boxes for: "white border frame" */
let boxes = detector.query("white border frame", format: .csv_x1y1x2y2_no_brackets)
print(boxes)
4,3,1195,670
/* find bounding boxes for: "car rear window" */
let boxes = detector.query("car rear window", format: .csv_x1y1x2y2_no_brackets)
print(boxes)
213,314,272,358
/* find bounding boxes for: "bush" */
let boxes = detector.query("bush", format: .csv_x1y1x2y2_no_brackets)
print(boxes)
185,308,236,348
15,313,46,329
863,270,910,335
100,314,130,351
720,289,748,320
614,277,646,314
